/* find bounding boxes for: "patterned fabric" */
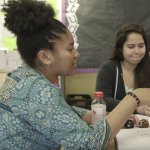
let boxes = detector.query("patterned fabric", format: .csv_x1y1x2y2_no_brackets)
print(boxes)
0,74,17,106
0,67,111,150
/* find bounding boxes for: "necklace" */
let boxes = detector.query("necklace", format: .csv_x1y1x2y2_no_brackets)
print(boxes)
26,65,46,78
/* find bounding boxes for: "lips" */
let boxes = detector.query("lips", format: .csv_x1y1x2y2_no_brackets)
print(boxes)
73,61,77,67
131,56,142,62
74,64,77,67
131,56,141,59
132,56,140,58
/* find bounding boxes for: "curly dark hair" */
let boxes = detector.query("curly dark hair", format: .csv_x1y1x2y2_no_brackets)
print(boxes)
2,0,68,67
107,23,150,88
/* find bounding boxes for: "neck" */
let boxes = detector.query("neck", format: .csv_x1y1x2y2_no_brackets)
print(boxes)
44,72,58,84
27,65,57,84
38,66,58,84
121,61,137,72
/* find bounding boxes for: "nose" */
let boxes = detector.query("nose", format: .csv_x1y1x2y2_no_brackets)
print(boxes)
134,46,140,53
74,48,80,59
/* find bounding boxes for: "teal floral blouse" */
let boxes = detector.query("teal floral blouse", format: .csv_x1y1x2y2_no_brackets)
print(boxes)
0,67,110,150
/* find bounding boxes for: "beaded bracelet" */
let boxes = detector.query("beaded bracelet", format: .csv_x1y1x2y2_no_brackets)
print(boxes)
127,92,140,107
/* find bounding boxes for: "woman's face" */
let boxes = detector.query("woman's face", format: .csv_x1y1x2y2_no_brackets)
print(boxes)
50,30,80,76
122,33,146,65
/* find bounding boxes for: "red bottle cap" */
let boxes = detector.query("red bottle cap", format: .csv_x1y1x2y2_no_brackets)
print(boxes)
94,91,103,98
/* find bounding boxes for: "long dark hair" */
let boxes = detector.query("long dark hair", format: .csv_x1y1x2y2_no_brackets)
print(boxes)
2,0,68,67
107,23,150,88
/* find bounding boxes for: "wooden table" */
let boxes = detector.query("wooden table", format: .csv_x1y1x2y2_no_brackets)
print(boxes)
106,139,116,150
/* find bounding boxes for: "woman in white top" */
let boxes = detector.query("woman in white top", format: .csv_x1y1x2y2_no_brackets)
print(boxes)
96,23,150,116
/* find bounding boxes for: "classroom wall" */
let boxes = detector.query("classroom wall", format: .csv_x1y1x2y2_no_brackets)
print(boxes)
0,73,7,87
65,73,97,100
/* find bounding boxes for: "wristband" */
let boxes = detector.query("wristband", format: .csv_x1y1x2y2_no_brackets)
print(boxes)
127,92,140,107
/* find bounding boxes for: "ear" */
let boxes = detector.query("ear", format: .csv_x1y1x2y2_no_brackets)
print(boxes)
37,50,52,65
119,48,123,53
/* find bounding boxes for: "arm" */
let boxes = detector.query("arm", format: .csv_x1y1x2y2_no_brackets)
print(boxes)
9,79,150,149
81,110,92,125
96,61,121,112
105,88,150,141
71,106,92,125
70,89,150,144
9,82,110,150
81,108,139,126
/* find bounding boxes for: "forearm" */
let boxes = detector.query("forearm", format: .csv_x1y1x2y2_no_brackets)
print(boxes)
81,119,111,150
105,88,150,141
104,97,120,112
82,110,92,125
105,95,137,141
72,106,88,118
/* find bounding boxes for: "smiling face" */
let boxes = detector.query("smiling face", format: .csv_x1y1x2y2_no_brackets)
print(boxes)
122,33,146,66
50,30,80,76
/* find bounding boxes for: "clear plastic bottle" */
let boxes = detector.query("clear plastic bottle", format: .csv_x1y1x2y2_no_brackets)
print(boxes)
91,91,106,125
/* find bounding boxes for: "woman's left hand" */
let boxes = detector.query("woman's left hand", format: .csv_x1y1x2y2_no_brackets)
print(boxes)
143,105,150,116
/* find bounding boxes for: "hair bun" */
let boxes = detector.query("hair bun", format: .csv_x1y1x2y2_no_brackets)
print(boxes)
2,0,55,36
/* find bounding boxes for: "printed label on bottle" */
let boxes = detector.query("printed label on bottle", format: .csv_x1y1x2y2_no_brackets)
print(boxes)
91,104,106,125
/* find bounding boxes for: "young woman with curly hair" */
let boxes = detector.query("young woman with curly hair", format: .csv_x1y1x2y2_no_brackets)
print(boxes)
1,0,150,149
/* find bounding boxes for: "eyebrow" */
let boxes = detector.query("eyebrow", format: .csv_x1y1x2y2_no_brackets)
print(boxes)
127,42,145,46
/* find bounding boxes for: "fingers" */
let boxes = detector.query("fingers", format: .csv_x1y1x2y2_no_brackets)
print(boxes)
144,105,150,110
130,114,139,124
143,105,150,116
136,106,145,115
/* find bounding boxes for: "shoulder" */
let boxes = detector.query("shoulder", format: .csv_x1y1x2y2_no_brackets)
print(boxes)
11,72,61,100
100,59,120,69
23,76,60,94
11,67,60,93
10,76,63,108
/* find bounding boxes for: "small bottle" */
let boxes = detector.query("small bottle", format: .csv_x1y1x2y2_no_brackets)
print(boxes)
91,91,106,125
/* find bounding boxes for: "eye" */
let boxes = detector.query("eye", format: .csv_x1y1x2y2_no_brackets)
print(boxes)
139,45,144,48
128,47,133,49
68,48,73,51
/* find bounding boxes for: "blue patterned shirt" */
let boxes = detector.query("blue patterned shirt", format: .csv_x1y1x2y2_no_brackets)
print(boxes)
0,67,110,150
